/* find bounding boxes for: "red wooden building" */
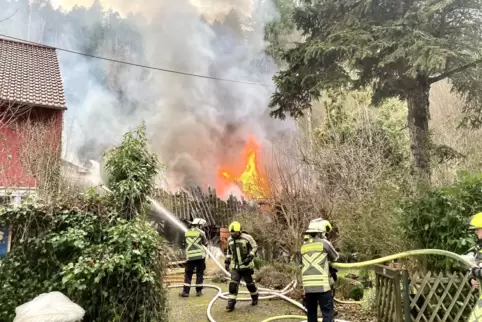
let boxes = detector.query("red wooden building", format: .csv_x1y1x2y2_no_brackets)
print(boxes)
0,37,66,202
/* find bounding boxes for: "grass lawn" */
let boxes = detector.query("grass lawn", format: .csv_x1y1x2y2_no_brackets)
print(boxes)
166,264,375,322
168,282,303,322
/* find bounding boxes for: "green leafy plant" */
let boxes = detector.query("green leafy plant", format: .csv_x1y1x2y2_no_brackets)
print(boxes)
0,124,169,322
403,172,482,270
104,122,160,219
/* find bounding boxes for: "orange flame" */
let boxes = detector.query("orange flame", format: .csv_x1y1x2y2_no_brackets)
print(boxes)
217,136,268,199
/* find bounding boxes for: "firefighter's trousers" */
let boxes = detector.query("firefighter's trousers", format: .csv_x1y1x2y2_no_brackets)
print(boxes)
228,268,258,301
183,259,206,294
305,290,334,322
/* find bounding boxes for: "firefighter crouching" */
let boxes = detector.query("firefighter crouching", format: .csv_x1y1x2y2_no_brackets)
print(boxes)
301,220,339,322
224,221,259,312
179,218,208,297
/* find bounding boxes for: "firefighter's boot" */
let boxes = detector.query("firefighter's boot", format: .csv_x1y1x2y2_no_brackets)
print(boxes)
196,290,203,297
179,292,189,298
226,299,236,312
251,294,258,306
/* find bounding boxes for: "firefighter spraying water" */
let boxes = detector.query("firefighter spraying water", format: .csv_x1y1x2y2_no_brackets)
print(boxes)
179,218,208,298
94,180,482,321
101,180,481,321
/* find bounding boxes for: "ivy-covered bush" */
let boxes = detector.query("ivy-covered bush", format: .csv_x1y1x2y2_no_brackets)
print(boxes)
0,124,169,321
403,172,482,270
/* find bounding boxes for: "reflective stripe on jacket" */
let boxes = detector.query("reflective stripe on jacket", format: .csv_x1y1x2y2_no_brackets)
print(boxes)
468,246,482,321
301,239,331,293
469,297,482,322
184,228,206,261
226,233,257,270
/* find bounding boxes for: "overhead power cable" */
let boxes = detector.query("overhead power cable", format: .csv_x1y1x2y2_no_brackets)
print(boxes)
0,33,274,88
0,9,18,23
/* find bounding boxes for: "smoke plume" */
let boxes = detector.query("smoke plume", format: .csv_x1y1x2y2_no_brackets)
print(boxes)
0,0,295,196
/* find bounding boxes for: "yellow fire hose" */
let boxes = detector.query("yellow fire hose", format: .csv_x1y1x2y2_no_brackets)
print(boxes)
168,248,480,322
96,186,480,322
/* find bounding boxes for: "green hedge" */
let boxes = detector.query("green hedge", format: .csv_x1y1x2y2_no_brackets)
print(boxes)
0,124,170,321
0,197,169,321
403,172,482,270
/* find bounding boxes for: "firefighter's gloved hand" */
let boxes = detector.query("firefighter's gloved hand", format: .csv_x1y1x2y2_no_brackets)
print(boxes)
224,258,231,271
242,254,254,266
329,265,338,282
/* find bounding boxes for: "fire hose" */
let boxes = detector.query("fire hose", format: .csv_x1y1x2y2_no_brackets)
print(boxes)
96,186,481,321
167,247,481,322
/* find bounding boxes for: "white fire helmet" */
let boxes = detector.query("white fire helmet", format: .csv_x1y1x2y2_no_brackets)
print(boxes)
305,218,332,234
191,218,207,227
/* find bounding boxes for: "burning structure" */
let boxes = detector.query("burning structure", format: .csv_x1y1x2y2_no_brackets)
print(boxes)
217,135,269,200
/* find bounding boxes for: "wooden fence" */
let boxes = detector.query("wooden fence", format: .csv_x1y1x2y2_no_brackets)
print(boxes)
375,265,407,322
375,265,479,322
152,187,259,226
407,270,477,322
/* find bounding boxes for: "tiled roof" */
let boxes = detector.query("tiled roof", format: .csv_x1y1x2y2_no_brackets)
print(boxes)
0,38,66,109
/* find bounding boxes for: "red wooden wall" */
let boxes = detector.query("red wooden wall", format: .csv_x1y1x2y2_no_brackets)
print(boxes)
0,104,63,188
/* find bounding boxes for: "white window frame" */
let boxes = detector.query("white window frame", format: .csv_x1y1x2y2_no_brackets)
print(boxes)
0,187,36,206
0,187,36,258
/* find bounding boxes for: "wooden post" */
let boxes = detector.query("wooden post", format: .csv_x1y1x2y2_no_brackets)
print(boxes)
375,265,404,322
401,270,411,322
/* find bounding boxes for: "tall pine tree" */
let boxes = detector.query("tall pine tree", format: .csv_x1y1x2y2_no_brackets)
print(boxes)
268,0,482,181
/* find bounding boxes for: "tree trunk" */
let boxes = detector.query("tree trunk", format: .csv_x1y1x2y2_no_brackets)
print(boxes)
407,76,431,182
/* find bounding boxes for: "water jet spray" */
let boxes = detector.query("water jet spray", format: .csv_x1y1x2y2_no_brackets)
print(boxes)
91,167,481,322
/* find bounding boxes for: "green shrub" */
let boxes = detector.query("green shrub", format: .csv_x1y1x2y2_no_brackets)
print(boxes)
349,282,364,301
336,276,365,301
336,181,409,258
103,123,160,219
403,172,482,270
0,124,170,321
0,198,169,321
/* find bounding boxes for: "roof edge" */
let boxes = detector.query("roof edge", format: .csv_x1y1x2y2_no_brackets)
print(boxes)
0,36,56,51
0,99,67,111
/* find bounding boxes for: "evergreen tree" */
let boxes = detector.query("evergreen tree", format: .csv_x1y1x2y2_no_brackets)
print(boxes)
268,0,482,181
264,0,298,66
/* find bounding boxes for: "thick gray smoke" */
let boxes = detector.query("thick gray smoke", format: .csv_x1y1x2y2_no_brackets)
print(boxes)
0,0,295,196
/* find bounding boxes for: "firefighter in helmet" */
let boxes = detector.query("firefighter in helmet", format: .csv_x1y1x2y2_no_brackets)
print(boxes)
224,221,259,312
179,218,208,297
319,220,339,293
301,219,339,322
466,213,482,321
467,213,482,289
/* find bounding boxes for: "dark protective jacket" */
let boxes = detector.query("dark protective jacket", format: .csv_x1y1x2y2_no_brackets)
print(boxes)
226,233,258,270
